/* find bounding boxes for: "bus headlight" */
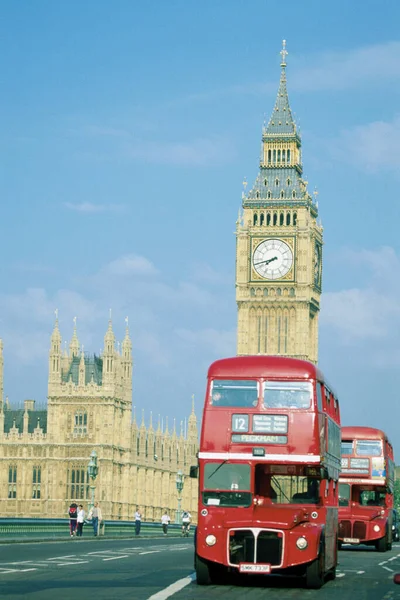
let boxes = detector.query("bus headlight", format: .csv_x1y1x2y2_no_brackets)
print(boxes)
373,525,380,533
296,536,308,550
206,534,217,546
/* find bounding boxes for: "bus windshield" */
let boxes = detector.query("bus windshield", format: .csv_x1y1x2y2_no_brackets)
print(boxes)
203,462,251,507
265,474,320,504
211,380,258,407
263,381,312,409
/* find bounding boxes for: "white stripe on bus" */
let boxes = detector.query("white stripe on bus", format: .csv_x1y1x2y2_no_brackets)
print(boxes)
198,452,321,462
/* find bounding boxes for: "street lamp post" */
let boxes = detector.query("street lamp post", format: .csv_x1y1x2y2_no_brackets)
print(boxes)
87,449,99,511
175,470,185,525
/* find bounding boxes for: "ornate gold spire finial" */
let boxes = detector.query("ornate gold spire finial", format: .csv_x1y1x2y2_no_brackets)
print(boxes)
280,39,288,67
54,308,58,323
242,177,248,192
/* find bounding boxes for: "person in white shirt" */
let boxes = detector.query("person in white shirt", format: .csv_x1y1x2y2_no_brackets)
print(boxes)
76,505,86,537
161,511,171,535
181,510,192,537
134,507,142,536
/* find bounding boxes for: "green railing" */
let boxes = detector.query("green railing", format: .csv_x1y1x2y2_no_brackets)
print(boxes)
0,518,185,540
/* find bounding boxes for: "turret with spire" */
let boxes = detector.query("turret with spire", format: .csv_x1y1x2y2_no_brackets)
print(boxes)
236,41,323,363
121,316,133,402
69,317,80,358
49,309,62,390
244,40,313,208
102,310,116,385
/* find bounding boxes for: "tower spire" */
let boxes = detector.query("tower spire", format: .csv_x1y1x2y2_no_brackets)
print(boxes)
264,40,296,136
69,316,80,357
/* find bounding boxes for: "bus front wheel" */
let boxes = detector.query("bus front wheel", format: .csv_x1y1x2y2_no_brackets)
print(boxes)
195,554,211,585
376,535,388,553
305,549,325,589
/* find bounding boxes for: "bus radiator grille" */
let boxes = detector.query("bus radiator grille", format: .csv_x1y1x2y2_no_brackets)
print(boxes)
353,521,366,540
339,520,351,538
229,530,282,566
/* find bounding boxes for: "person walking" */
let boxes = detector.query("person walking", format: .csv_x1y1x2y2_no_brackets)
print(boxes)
68,502,78,537
76,504,85,537
161,510,170,536
134,507,142,536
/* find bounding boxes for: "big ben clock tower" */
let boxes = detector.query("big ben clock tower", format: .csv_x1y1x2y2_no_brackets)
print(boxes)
236,41,322,363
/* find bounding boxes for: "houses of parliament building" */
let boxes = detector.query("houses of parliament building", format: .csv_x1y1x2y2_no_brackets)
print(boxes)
0,41,322,521
0,317,199,521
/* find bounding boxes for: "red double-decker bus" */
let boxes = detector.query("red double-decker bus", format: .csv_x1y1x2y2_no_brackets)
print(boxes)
339,426,395,551
193,356,341,589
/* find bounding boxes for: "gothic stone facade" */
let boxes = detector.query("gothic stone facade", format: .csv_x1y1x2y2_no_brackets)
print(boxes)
0,321,199,521
236,43,323,363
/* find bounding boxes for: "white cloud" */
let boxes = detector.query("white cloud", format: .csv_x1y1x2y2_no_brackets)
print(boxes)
175,327,236,357
64,202,125,213
103,254,158,277
331,115,400,172
125,136,235,167
321,246,400,344
290,41,400,92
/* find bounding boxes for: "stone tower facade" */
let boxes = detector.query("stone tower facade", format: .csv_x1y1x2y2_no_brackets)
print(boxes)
236,42,323,363
0,317,199,522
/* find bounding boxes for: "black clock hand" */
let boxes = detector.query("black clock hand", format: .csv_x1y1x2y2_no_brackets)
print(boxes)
254,256,278,267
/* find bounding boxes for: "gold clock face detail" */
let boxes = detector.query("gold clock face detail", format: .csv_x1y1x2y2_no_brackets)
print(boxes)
253,239,293,280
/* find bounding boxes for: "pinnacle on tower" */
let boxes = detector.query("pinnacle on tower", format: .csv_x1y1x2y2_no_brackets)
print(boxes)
264,39,297,137
69,317,80,357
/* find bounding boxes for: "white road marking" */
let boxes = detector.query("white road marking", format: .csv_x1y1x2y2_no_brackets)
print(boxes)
47,555,77,560
57,561,90,566
147,572,196,600
357,571,365,574
336,573,345,578
19,569,37,572
388,557,398,561
103,555,129,561
382,566,394,572
139,551,161,555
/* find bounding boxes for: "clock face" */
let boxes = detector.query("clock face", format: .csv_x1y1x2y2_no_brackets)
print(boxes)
253,239,293,280
314,245,321,286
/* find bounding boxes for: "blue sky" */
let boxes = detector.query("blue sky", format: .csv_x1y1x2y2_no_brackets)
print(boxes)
1,1,400,452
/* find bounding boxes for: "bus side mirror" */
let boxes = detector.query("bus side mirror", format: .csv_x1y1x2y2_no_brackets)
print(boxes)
190,465,198,479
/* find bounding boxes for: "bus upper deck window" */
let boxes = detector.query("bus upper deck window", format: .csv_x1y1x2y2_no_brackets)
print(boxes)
356,440,382,456
263,381,312,409
211,380,258,407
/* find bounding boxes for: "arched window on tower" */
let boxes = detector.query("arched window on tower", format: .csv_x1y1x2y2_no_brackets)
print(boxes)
260,213,265,226
74,410,88,436
292,190,296,199
264,178,268,186
266,212,271,225
282,149,286,163
280,191,285,200
273,149,276,163
286,213,291,226
268,150,271,163
277,149,281,163
275,178,279,186
256,191,260,199
287,178,291,186
293,212,297,226
267,191,272,199
273,213,277,226
253,213,258,226
279,212,284,225
287,149,291,163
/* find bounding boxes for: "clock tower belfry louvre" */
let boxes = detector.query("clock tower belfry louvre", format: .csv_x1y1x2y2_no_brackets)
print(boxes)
236,42,323,363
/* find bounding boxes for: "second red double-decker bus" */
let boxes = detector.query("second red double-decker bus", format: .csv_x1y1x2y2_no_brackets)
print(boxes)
193,356,341,589
339,426,395,551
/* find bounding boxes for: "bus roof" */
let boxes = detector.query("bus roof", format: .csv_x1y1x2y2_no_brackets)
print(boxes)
208,355,325,382
341,426,389,442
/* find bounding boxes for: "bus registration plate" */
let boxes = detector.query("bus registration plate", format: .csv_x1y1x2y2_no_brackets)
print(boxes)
343,537,359,544
239,563,271,574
